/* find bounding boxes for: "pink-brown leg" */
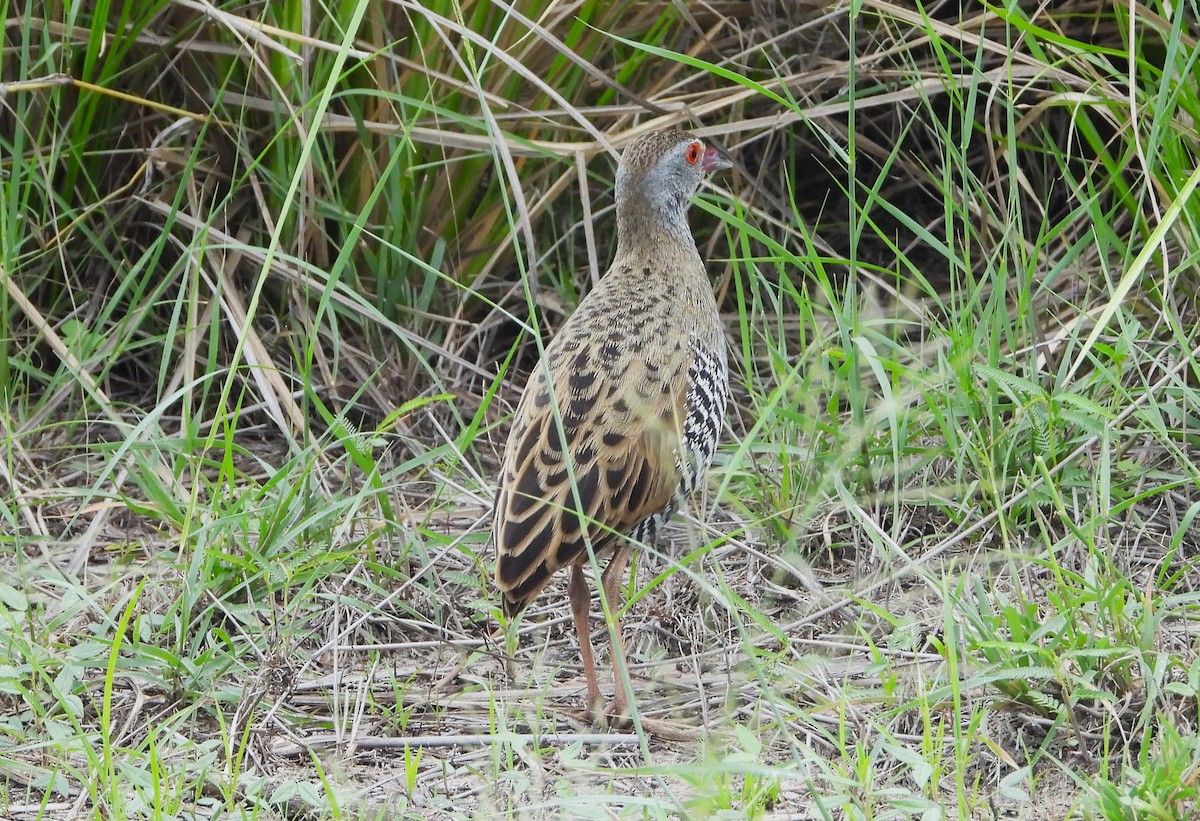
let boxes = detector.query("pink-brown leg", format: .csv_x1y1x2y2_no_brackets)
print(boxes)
600,545,632,722
569,564,604,721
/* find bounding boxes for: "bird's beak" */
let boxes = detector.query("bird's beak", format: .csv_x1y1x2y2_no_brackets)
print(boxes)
701,146,732,173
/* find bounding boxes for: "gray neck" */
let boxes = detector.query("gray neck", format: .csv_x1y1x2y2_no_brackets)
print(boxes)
614,174,693,253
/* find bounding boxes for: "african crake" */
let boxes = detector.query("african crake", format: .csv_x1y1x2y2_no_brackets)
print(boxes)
493,130,730,722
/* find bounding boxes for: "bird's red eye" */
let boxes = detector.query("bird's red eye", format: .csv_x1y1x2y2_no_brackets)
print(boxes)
685,142,702,165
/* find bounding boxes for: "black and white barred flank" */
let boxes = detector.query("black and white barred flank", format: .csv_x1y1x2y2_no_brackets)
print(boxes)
678,343,730,496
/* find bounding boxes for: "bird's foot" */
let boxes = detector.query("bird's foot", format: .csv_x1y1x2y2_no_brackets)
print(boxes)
602,696,630,727
588,701,699,740
577,694,629,727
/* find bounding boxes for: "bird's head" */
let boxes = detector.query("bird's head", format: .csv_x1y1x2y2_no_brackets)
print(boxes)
614,130,729,239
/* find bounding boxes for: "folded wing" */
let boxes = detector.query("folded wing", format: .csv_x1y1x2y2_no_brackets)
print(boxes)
494,356,686,617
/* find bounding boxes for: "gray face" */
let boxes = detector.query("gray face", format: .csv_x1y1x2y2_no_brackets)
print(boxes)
614,131,707,233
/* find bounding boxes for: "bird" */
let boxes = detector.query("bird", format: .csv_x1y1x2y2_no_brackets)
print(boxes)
492,129,731,724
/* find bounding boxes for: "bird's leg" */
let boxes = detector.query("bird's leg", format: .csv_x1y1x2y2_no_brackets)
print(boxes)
569,564,604,721
600,545,633,722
